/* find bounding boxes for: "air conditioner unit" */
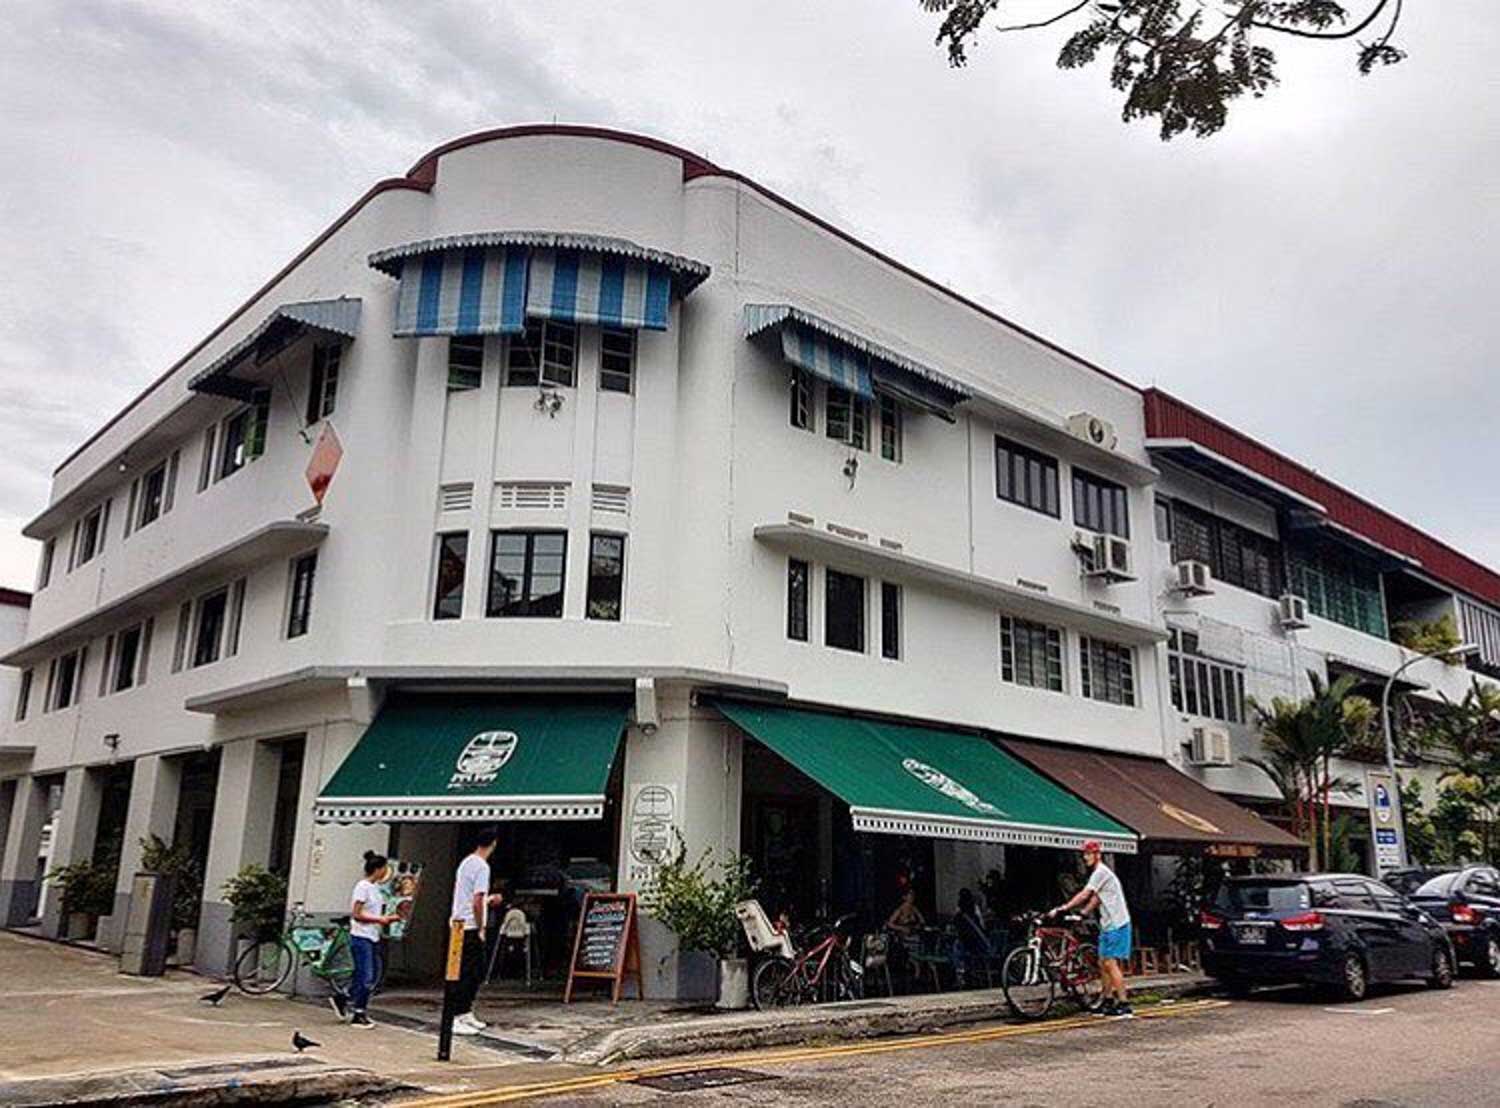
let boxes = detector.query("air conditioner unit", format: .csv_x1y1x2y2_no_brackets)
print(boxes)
1278,593,1310,630
1067,412,1118,452
1188,725,1234,768
1084,532,1135,583
1173,560,1214,597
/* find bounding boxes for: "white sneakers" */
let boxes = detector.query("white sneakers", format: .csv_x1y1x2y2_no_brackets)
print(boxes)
451,1012,488,1036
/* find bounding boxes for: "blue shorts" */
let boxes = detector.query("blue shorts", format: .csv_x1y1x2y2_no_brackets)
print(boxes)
1099,923,1132,961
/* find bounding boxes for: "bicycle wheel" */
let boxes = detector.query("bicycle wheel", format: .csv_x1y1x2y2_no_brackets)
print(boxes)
319,934,355,995
1002,945,1056,1020
1062,943,1105,1012
752,957,806,1010
234,939,293,995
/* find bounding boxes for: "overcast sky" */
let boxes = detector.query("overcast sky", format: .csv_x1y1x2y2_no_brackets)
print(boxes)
1,1,1495,590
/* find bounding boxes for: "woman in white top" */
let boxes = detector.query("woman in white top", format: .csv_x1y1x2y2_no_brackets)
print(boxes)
347,851,398,1028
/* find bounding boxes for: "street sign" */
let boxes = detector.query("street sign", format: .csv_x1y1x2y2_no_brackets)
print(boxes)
1365,769,1406,875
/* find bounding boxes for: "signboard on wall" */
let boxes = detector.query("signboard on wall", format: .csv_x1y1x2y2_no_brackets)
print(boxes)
1365,769,1407,875
627,784,677,884
382,859,423,941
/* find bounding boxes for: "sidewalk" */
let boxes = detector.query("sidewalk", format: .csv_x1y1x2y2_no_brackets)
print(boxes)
0,929,1213,1104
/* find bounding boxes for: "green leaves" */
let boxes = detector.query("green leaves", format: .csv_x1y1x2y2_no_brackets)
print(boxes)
222,864,289,941
640,835,758,958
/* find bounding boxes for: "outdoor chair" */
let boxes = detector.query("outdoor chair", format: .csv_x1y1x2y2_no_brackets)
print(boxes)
908,928,954,991
860,933,894,997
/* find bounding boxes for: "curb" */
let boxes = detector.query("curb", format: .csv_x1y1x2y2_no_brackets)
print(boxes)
563,976,1215,1065
0,1061,406,1108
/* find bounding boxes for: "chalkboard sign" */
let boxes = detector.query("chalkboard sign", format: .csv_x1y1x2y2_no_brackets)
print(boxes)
565,892,643,1003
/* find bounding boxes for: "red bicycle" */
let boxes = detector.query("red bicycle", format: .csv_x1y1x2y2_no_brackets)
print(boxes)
751,913,863,1009
1001,911,1104,1020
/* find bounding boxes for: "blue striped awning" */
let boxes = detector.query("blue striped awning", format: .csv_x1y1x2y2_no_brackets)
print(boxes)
390,247,528,338
743,304,970,419
526,249,672,331
188,299,362,400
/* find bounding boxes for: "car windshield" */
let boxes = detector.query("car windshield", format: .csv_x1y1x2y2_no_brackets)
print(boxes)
1413,872,1466,897
1216,882,1310,913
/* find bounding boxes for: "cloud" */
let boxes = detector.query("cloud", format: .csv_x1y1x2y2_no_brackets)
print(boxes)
0,0,1494,591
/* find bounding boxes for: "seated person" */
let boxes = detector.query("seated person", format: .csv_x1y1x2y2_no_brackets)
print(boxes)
885,888,926,937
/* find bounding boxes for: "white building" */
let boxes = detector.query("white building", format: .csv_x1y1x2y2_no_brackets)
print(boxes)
0,126,1487,991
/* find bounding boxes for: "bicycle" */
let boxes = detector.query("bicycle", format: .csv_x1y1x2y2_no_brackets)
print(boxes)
751,912,863,1009
232,903,358,996
1000,911,1104,1020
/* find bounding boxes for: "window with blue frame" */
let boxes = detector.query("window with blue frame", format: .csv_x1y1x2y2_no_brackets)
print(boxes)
1286,541,1387,638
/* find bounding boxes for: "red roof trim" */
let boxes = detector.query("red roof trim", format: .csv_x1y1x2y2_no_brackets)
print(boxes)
1144,388,1500,608
0,587,33,609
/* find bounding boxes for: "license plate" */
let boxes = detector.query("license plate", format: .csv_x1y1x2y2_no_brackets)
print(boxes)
1234,924,1268,945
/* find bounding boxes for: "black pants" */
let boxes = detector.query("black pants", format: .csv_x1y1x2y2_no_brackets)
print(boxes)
453,930,487,1017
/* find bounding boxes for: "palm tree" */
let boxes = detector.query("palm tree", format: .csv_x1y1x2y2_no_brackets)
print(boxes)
1248,672,1368,869
1419,679,1500,858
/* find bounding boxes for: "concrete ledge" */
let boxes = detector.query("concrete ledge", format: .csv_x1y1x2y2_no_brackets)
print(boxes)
0,1059,402,1108
563,974,1214,1065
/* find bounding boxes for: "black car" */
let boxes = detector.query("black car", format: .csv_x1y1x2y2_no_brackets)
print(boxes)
1382,866,1457,896
1200,873,1456,1001
1406,865,1500,977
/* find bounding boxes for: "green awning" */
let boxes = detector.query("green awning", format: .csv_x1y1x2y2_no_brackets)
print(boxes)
313,694,629,824
718,701,1136,853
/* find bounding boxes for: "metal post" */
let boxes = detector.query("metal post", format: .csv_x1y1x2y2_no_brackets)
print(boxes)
437,919,464,1062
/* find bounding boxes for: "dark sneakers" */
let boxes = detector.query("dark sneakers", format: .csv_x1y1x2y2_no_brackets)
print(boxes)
328,992,349,1021
1112,1001,1135,1019
350,1012,374,1029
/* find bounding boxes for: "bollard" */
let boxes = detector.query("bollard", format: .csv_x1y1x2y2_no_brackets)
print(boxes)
437,920,465,1061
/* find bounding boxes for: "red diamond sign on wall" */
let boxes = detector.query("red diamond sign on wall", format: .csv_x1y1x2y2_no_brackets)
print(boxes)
305,423,343,506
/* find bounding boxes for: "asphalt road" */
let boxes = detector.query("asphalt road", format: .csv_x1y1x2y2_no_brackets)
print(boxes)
425,980,1500,1107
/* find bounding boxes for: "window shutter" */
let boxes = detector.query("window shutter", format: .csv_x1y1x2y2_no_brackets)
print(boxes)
125,480,139,538
163,451,180,514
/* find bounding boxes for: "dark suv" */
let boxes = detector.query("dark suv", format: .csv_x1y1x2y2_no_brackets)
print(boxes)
1406,865,1500,977
1200,873,1456,1001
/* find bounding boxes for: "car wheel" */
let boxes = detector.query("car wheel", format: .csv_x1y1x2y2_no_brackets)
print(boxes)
1217,976,1252,998
1481,935,1500,979
1429,947,1455,990
1338,953,1368,1002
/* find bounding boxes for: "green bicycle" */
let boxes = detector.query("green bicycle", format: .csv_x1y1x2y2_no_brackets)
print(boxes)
232,903,357,996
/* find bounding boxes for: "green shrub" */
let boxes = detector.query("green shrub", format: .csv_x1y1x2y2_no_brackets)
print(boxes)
140,834,204,931
641,837,756,958
222,865,288,941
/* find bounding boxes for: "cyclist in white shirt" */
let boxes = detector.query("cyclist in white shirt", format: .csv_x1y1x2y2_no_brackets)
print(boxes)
1049,840,1134,1018
346,852,399,1028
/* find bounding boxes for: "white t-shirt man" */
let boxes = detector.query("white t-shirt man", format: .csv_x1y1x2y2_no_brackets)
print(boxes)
350,878,387,941
452,853,492,931
1085,861,1131,932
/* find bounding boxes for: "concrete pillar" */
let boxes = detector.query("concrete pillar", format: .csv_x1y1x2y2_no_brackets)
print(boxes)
287,720,391,919
616,684,742,999
41,766,104,938
196,739,282,975
99,756,182,953
0,775,50,925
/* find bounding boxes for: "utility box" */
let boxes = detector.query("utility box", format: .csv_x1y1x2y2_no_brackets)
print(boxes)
119,872,176,977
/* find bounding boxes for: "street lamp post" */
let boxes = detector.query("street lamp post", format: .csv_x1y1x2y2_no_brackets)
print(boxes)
1380,641,1479,868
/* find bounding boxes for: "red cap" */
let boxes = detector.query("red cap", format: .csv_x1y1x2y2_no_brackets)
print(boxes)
1081,840,1102,854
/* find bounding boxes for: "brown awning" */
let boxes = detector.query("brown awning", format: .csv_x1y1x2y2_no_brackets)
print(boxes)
999,738,1306,857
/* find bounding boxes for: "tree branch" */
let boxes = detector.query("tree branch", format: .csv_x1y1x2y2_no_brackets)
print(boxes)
1251,0,1392,40
995,0,1093,33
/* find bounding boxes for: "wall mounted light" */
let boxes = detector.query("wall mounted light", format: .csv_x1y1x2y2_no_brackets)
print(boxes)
843,454,859,487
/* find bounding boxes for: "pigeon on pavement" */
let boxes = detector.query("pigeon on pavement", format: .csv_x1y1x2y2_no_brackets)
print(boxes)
200,984,232,1006
291,1031,321,1053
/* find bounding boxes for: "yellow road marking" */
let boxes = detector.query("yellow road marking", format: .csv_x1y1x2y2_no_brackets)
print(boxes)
402,999,1229,1107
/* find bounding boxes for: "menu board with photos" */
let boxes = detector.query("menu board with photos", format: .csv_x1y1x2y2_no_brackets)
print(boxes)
565,892,644,1003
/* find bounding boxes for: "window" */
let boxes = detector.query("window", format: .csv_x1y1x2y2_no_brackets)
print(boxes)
790,370,813,432
172,601,192,672
825,386,868,450
226,579,247,657
286,553,317,638
599,328,635,394
1000,616,1064,692
506,321,576,388
37,539,55,590
1459,599,1500,674
1286,540,1386,638
1073,469,1129,538
787,559,809,642
47,649,83,711
191,588,230,668
825,569,866,653
218,410,250,480
1167,628,1246,723
586,534,625,621
487,531,567,618
881,582,902,660
1079,636,1135,706
1166,499,1284,600
306,343,342,422
879,395,902,463
109,622,150,693
1153,497,1173,543
432,533,468,620
73,504,105,568
198,424,218,492
136,459,169,531
447,336,485,392
15,668,32,721
995,437,1060,517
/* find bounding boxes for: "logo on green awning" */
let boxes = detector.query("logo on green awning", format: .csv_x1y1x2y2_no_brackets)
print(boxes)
449,730,519,789
902,758,1006,817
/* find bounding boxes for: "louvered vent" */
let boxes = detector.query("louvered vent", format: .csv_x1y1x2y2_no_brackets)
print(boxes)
592,484,631,515
496,482,569,510
438,482,474,513
826,522,868,543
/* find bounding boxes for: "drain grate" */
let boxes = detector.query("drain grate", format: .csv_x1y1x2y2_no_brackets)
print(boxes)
632,1068,779,1093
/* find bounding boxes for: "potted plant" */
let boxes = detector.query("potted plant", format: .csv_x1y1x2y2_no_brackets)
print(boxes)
222,865,289,967
641,840,757,1008
140,835,203,964
47,859,115,941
